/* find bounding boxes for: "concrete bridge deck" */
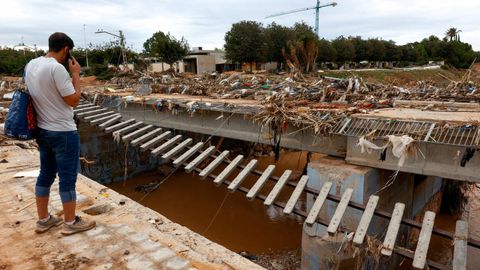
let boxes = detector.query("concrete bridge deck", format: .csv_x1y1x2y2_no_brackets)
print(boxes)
86,93,480,182
0,141,263,270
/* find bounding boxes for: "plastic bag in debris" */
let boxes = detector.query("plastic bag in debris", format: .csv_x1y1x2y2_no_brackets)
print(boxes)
387,135,414,162
357,136,386,154
357,135,415,167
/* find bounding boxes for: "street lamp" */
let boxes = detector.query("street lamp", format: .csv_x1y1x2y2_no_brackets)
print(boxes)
95,29,128,70
83,24,89,68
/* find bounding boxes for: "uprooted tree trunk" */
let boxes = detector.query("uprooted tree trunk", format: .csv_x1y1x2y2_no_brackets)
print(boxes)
282,39,318,73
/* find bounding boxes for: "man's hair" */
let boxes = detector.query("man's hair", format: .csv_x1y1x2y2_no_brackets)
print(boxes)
48,32,74,52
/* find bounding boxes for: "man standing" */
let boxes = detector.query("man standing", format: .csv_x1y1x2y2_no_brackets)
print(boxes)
26,32,95,235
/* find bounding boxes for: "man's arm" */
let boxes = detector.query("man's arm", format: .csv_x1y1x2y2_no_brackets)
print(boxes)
63,58,81,107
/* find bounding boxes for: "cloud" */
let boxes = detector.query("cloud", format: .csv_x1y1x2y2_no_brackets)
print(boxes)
0,0,478,52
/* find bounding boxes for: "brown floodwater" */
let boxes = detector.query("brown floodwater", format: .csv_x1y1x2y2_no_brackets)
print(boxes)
429,186,480,269
108,151,480,268
109,151,310,254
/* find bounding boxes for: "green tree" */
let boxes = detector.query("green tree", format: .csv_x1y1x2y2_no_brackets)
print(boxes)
444,41,476,68
366,39,386,61
414,43,428,64
0,47,43,75
331,36,355,64
431,40,448,60
383,40,401,62
264,22,294,69
445,27,462,42
143,31,189,68
350,36,368,62
400,44,418,63
317,39,336,63
224,20,265,71
420,35,441,59
292,22,317,42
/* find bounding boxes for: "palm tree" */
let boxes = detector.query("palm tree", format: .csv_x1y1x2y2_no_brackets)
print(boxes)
445,28,462,42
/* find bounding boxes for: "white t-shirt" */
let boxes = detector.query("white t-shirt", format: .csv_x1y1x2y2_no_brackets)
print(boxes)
25,57,76,131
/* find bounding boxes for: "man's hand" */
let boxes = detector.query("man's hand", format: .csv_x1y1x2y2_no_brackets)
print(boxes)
63,56,82,107
68,57,81,76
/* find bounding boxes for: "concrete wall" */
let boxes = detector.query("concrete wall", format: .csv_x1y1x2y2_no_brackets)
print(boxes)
195,55,216,74
261,62,278,71
149,62,184,73
412,176,443,216
346,136,480,182
302,155,443,270
305,156,413,236
77,122,160,184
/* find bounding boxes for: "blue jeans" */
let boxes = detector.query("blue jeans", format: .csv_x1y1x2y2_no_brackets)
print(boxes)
35,128,80,203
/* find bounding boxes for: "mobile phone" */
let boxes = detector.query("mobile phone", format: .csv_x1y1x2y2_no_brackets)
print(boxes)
63,51,73,72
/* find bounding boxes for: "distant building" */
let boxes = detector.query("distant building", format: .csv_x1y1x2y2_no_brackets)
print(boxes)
146,47,238,74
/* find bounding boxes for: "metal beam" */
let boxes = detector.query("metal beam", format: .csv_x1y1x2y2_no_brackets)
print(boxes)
112,122,144,136
140,131,171,151
264,170,292,206
305,181,332,225
84,111,116,121
453,220,468,270
76,108,107,117
90,113,120,125
246,165,275,200
213,155,244,185
184,146,215,173
173,142,204,167
199,151,229,179
131,128,162,146
381,203,405,256
327,188,353,235
353,195,379,246
98,115,122,128
413,211,436,269
104,119,136,133
228,159,258,192
283,175,309,214
161,138,193,160
122,125,153,142
151,135,182,156
73,105,98,113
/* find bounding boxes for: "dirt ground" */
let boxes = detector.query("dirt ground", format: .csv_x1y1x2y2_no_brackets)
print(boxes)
0,140,264,270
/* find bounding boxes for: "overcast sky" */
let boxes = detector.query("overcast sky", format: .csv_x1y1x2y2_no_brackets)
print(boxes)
1,0,479,52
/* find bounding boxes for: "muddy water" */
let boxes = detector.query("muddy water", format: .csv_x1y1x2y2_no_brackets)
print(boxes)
428,186,480,268
109,151,309,254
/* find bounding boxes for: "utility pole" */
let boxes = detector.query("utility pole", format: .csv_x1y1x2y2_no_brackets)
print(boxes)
83,24,89,68
95,29,128,70
119,30,128,67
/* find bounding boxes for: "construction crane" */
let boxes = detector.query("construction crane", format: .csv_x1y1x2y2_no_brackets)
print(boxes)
265,0,337,38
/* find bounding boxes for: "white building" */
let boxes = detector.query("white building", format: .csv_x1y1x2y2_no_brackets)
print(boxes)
147,47,233,74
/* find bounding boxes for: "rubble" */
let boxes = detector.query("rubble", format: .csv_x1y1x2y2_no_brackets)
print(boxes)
97,67,480,112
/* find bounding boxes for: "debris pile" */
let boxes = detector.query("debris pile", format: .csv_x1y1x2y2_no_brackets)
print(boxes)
102,68,479,111
88,67,480,139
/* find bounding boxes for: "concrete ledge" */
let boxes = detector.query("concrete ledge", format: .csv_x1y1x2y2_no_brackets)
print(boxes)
0,141,263,270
